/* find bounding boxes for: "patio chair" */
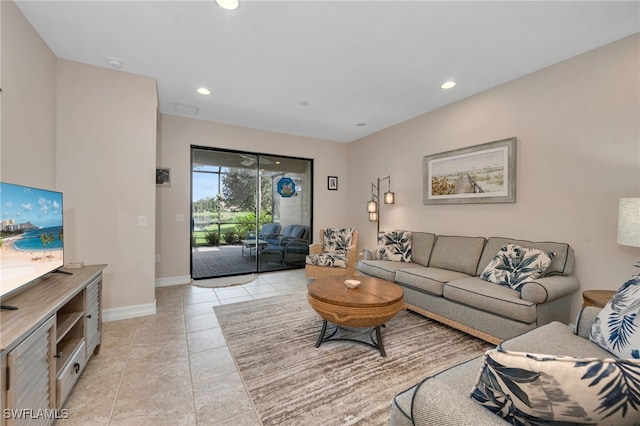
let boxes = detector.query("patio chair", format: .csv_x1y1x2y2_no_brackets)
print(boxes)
264,224,309,246
246,223,281,241
305,228,358,278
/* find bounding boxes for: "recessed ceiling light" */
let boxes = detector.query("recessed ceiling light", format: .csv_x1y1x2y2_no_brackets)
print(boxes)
441,81,456,89
106,57,122,69
216,0,239,10
196,87,211,95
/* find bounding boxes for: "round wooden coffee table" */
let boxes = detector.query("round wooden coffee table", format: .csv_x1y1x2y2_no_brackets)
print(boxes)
307,276,404,357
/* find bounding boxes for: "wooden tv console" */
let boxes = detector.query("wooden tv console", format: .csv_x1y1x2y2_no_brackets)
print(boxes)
0,264,106,426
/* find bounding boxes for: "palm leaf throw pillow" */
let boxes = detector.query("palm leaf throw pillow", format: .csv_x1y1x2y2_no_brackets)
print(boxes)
471,348,640,425
590,274,640,359
480,243,555,291
375,230,411,262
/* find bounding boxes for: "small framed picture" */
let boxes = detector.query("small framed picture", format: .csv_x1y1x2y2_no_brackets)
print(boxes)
328,176,338,191
156,168,171,187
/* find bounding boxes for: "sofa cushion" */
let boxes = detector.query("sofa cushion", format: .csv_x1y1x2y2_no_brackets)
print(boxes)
305,252,348,268
357,260,423,282
376,230,412,262
322,227,354,253
427,235,485,276
396,267,472,296
590,274,640,358
471,348,640,425
409,232,436,266
444,277,536,323
477,237,574,276
480,243,555,291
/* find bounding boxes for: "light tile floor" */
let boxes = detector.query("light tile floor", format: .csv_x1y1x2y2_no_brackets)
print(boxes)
59,269,310,426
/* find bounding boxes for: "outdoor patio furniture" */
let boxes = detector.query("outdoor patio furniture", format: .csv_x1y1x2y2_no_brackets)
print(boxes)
247,223,281,241
264,224,309,246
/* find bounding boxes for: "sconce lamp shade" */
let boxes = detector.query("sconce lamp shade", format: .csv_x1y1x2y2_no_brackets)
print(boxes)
367,200,378,213
384,191,395,204
617,198,640,247
368,212,378,222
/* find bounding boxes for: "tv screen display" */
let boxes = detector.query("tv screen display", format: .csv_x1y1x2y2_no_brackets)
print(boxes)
0,182,64,300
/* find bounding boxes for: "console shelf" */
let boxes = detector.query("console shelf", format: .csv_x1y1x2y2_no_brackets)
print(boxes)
0,264,106,426
56,312,83,343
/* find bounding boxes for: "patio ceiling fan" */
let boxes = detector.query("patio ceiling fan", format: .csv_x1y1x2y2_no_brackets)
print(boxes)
240,155,273,167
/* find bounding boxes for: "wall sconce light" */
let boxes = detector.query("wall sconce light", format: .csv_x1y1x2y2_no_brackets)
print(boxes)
367,175,395,234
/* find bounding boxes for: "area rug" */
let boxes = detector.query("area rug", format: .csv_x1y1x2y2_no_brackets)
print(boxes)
192,273,257,288
214,293,494,425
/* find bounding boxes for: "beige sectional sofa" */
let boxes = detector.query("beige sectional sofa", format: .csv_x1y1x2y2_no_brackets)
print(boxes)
356,232,580,344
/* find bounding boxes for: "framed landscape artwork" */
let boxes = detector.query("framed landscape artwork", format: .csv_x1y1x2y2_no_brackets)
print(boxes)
423,137,516,205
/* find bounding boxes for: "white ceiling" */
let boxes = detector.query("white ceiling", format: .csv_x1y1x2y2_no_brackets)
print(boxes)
15,1,640,143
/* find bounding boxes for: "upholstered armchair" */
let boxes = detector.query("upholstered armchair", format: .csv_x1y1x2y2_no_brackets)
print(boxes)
305,228,358,278
247,222,281,241
264,224,309,246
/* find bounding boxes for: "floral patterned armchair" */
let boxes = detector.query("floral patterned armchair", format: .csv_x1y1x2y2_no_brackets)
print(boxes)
305,228,358,278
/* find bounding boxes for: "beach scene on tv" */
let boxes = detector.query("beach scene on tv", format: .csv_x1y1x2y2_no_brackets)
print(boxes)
0,182,64,297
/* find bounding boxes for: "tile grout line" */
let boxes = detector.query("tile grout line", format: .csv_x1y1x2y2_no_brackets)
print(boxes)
106,318,140,425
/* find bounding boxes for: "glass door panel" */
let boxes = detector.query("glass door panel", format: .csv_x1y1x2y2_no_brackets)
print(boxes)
191,147,312,279
191,149,258,279
258,156,312,272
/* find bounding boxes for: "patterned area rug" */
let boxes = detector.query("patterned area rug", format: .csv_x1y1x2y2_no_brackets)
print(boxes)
214,294,494,425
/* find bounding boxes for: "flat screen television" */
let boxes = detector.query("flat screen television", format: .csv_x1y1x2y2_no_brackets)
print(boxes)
0,182,64,304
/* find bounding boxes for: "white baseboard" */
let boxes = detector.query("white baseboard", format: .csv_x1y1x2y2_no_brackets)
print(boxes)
155,275,192,288
103,301,157,322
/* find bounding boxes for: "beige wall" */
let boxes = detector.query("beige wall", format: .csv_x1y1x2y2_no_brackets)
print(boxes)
348,34,640,317
156,114,350,282
56,60,158,312
4,0,639,321
1,0,57,188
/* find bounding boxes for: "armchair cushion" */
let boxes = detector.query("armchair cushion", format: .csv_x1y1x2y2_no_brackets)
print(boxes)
322,228,355,253
258,223,281,239
306,252,349,269
471,347,640,425
590,274,640,358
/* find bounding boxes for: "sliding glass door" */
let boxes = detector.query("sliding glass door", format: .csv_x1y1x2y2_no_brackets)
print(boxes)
191,147,312,279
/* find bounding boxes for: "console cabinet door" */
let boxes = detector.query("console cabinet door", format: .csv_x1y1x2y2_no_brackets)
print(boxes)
84,276,101,357
5,316,56,426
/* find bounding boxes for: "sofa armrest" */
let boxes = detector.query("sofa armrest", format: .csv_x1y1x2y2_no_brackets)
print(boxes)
520,275,580,304
575,306,602,338
309,243,322,255
406,377,509,425
362,249,375,260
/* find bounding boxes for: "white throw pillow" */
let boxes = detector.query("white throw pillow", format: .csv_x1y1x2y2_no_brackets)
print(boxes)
480,243,555,291
590,274,640,358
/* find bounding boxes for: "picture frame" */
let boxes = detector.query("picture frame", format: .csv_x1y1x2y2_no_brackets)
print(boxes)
156,167,171,187
327,176,338,191
423,137,516,205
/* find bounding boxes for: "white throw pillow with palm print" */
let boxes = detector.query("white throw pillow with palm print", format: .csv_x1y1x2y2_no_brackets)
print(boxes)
376,231,411,262
480,243,555,291
590,274,640,359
